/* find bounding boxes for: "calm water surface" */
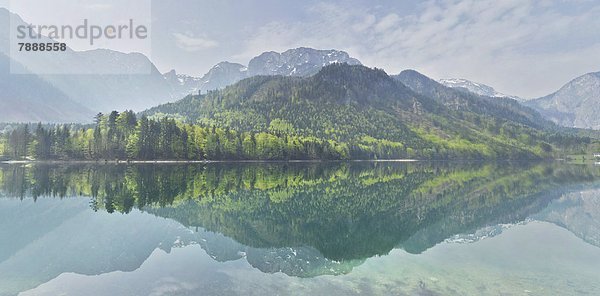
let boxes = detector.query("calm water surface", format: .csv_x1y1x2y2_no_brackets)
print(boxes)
0,162,599,296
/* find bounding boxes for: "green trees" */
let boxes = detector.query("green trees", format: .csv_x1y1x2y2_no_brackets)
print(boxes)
33,123,52,159
0,138,5,159
1,66,596,161
140,64,599,161
0,111,350,161
0,109,595,161
6,125,29,160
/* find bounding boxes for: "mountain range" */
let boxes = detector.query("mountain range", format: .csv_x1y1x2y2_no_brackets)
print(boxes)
163,47,362,95
394,70,549,129
0,7,364,123
438,75,600,130
0,7,599,133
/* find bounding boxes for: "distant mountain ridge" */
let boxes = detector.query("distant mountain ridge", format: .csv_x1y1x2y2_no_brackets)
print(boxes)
525,71,600,130
163,69,205,98
439,78,524,101
0,8,182,121
0,53,94,123
438,73,600,130
164,47,362,95
196,61,249,93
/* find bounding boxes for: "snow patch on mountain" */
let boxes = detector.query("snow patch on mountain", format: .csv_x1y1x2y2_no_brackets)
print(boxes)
439,78,523,101
444,221,530,244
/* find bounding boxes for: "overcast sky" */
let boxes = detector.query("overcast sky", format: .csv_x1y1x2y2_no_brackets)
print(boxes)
2,0,600,98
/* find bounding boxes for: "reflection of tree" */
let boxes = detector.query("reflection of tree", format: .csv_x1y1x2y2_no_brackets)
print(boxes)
0,162,599,263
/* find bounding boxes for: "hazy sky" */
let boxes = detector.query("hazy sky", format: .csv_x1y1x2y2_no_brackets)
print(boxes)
2,0,600,98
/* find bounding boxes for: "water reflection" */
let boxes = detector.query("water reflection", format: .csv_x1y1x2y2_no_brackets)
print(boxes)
0,162,599,295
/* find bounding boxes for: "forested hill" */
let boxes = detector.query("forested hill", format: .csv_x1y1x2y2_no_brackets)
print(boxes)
394,70,553,129
141,63,590,160
0,64,593,161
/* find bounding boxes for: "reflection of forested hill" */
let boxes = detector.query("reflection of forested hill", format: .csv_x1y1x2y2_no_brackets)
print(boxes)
2,163,599,263
149,163,600,259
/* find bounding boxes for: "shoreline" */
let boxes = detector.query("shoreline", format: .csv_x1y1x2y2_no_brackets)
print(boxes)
0,159,421,165
0,158,579,165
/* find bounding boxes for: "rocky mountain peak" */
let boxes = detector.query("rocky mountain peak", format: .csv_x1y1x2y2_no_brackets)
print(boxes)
248,47,361,77
525,71,600,129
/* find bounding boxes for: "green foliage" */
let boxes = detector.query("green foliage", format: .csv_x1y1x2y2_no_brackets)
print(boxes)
2,64,595,161
0,137,6,159
142,64,594,160
1,162,599,260
0,111,347,161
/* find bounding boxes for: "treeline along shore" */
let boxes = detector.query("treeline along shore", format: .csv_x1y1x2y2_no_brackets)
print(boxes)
0,109,593,162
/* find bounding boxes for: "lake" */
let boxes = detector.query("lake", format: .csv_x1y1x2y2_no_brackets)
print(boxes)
0,162,599,296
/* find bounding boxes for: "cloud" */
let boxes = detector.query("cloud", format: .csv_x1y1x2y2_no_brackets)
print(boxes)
374,13,400,33
235,0,600,98
173,32,219,52
86,3,114,11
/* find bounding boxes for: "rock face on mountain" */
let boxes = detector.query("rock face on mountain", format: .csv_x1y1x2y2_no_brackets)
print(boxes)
197,62,248,92
247,47,361,77
439,78,524,101
525,72,600,130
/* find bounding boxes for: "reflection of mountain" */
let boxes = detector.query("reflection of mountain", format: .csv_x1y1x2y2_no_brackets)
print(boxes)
0,197,361,296
192,228,364,278
440,185,600,249
535,188,600,248
0,198,88,266
0,198,186,296
0,162,599,296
